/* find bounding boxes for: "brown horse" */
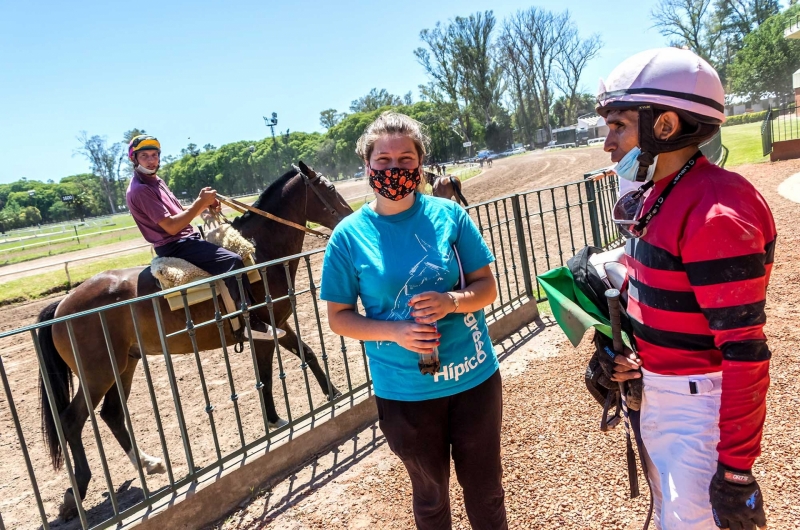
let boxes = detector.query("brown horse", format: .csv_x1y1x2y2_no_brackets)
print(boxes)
431,174,469,206
35,162,353,520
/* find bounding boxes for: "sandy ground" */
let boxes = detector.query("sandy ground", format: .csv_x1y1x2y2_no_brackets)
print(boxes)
778,172,800,203
207,156,800,529
0,146,630,529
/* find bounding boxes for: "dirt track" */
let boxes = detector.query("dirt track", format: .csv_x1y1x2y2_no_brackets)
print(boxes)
208,156,800,529
0,146,618,529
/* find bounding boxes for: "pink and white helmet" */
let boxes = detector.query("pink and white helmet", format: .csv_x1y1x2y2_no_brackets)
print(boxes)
597,47,725,125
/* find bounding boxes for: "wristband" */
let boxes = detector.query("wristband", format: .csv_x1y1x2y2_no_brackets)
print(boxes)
447,292,459,313
722,467,756,485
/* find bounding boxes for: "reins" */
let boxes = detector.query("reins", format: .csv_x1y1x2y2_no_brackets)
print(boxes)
215,193,330,240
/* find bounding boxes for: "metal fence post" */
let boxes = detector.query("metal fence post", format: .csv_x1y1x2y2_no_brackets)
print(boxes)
511,194,534,299
584,179,602,248
761,106,773,157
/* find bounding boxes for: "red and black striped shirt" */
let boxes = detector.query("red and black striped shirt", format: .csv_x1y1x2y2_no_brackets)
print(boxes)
625,156,776,470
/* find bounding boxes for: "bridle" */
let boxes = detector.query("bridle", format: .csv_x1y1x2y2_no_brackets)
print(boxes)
214,164,346,240
292,164,346,224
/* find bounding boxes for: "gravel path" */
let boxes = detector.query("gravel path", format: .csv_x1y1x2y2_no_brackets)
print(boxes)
207,157,800,529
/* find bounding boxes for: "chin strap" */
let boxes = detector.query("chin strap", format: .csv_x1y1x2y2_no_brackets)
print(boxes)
634,104,715,182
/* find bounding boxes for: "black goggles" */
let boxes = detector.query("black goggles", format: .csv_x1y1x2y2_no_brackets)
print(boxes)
611,151,702,239
612,182,654,239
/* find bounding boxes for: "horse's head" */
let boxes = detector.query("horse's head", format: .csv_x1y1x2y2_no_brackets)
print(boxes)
295,161,353,231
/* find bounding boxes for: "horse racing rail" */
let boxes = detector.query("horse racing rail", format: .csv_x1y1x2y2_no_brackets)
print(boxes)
0,171,625,529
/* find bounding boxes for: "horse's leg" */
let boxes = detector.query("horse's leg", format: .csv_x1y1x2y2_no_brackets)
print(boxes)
99,358,166,475
252,340,285,430
57,385,96,520
277,326,341,402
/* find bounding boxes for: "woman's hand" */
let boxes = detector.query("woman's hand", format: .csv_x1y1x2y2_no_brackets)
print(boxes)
391,321,440,354
409,291,455,324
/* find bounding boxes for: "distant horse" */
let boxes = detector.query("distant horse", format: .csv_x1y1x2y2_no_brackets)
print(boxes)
36,162,353,520
431,174,469,206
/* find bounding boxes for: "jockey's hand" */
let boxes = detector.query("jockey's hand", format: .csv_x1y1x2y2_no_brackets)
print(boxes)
198,187,217,208
612,350,642,382
710,464,767,530
593,332,640,382
409,291,455,324
390,321,440,354
210,199,221,213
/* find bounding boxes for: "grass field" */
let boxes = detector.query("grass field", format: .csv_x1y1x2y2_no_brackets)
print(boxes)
0,214,138,248
722,121,769,167
0,249,153,305
0,170,488,304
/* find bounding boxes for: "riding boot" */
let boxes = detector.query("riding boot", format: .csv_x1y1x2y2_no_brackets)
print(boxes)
246,314,286,341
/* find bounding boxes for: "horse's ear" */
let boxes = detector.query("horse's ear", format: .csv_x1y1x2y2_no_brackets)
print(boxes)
298,160,314,177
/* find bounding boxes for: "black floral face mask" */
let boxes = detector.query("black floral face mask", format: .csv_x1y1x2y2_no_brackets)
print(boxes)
368,167,421,201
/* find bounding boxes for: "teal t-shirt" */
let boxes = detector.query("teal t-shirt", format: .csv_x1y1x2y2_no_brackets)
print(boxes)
320,193,498,401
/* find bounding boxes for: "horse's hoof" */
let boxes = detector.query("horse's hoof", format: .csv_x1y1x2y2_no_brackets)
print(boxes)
145,459,167,475
328,390,343,402
268,417,288,431
59,490,78,521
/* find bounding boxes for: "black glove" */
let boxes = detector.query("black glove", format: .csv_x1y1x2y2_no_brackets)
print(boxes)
592,331,642,411
709,463,767,530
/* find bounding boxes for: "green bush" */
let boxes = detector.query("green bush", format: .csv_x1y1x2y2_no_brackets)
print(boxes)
723,110,769,127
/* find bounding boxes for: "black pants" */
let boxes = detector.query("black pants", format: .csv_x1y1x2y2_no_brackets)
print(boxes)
155,233,255,307
376,369,507,530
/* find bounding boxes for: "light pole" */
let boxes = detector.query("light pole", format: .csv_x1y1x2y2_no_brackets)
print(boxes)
263,112,279,184
263,112,278,143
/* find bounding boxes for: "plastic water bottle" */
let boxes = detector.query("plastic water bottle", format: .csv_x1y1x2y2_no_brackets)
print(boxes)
418,321,440,376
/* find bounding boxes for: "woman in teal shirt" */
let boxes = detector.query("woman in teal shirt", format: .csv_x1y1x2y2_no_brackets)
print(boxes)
321,112,507,530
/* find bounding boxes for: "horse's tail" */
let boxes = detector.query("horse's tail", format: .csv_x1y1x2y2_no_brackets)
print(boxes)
451,177,469,206
37,300,73,470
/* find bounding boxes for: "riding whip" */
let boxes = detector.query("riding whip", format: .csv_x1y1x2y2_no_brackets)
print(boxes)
605,288,640,499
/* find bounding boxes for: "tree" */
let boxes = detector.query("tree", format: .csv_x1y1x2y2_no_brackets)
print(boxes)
555,29,602,126
651,0,719,61
451,11,505,126
500,8,573,140
416,20,474,143
728,6,800,100
349,89,403,113
203,144,216,152
551,93,598,128
415,12,505,148
320,108,345,129
181,143,200,157
123,128,147,143
75,132,124,214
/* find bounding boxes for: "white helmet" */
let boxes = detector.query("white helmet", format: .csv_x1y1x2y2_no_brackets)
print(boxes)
597,48,725,180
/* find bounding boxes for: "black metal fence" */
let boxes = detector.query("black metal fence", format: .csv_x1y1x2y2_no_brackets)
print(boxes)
465,171,620,319
761,104,800,157
762,107,774,157
0,249,373,530
0,165,690,529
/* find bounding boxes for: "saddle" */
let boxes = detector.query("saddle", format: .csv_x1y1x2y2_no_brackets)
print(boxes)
151,225,261,312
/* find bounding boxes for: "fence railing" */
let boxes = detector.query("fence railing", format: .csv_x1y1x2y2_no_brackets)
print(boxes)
761,104,800,157
762,107,774,157
465,172,620,317
0,170,622,529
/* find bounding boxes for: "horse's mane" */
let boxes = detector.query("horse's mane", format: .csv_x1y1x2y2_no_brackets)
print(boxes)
233,168,297,227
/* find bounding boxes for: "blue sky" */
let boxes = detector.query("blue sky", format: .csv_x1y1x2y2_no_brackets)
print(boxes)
0,0,668,184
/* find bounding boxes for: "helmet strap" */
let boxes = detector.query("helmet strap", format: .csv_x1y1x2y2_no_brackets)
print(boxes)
133,151,160,174
635,106,657,182
636,104,718,180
